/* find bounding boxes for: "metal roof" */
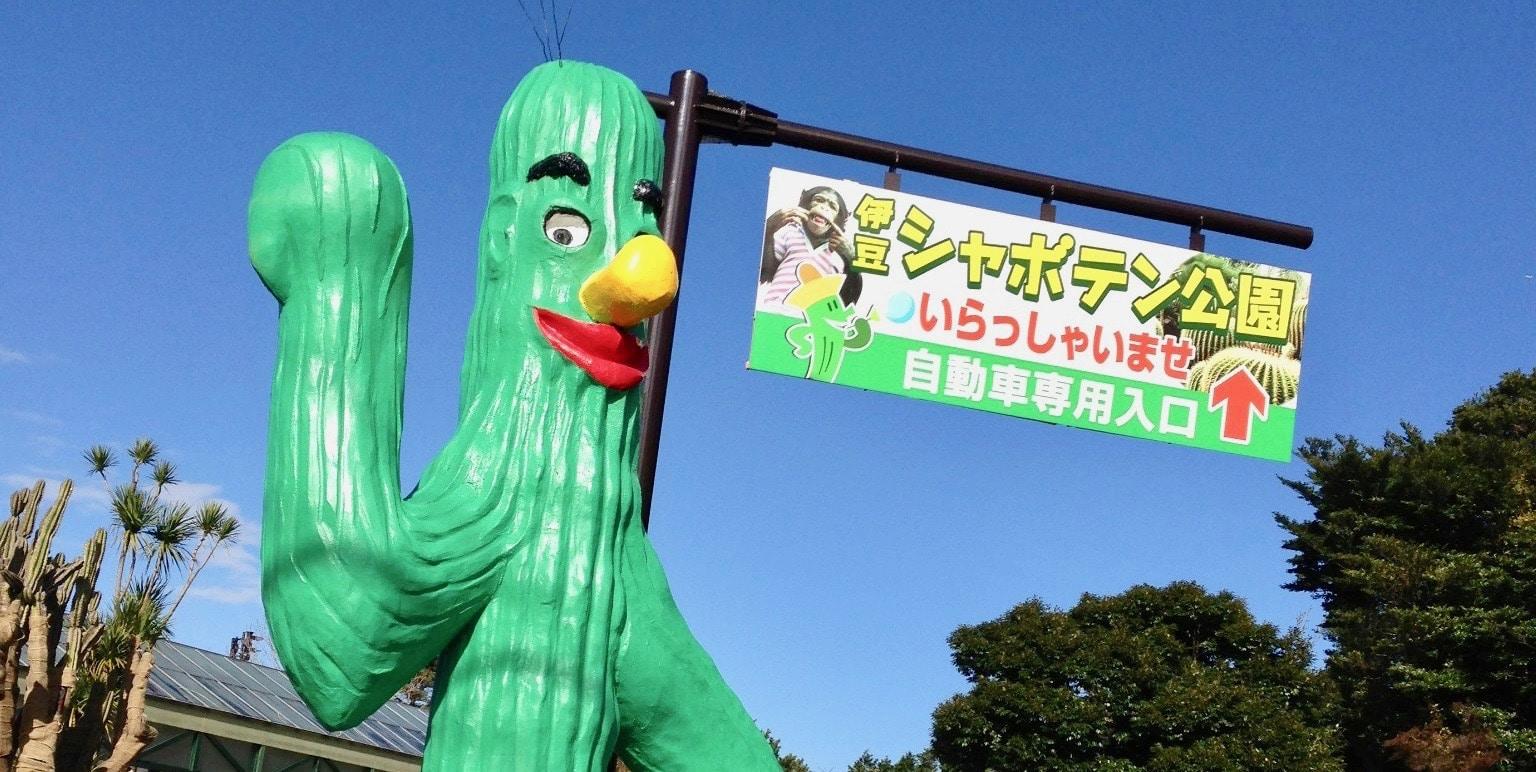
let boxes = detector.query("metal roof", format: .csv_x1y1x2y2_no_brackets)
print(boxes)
148,640,428,757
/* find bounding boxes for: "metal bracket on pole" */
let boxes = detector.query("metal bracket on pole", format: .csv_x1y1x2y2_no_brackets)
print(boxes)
1040,185,1057,223
648,90,778,148
697,92,778,146
1189,218,1206,252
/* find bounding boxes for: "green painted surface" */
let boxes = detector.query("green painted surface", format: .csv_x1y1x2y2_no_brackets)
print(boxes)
251,62,776,771
750,312,1295,461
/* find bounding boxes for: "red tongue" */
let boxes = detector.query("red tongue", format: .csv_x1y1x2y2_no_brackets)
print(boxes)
533,307,649,390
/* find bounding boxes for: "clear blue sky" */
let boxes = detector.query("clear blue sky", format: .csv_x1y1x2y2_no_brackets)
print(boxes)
2,3,1532,768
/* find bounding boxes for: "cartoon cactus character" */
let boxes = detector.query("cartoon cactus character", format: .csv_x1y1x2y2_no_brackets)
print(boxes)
250,62,778,771
1188,348,1300,404
783,262,873,382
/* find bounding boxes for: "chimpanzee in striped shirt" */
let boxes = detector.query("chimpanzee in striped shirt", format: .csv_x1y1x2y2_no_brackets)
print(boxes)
759,185,862,307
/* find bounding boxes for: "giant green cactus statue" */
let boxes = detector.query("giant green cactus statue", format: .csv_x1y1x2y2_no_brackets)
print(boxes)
250,61,779,771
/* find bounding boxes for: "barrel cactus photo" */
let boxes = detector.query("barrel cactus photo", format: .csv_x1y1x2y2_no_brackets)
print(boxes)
1187,347,1301,405
1156,253,1308,406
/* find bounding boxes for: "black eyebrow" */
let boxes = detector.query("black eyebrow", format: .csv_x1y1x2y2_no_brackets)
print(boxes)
526,153,590,186
633,179,663,208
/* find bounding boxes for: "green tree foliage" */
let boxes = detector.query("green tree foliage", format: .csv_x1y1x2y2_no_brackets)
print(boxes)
847,749,942,771
764,729,812,772
1277,369,1536,769
931,582,1341,771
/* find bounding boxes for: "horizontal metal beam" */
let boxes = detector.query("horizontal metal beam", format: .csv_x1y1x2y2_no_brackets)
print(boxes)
645,91,1312,250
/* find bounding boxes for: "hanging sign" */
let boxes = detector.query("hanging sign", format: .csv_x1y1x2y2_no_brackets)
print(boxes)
747,168,1311,461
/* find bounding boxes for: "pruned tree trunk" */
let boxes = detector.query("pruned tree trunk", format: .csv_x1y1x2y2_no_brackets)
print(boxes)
13,606,60,772
92,646,154,772
0,614,25,772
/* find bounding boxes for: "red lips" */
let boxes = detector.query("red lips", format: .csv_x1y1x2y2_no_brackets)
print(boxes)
533,307,648,390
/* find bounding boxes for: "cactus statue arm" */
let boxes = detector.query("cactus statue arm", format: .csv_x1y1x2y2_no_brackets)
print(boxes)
250,133,511,729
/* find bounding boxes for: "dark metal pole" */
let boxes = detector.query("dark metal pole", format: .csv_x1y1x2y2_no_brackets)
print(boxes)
639,70,707,531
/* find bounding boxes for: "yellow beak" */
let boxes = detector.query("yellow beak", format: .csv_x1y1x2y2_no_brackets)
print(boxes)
579,234,679,327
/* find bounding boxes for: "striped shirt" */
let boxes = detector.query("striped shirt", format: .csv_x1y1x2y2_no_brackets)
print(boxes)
762,223,843,306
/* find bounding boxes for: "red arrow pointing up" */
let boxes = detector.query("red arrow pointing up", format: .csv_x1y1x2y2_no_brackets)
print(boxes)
1208,366,1269,444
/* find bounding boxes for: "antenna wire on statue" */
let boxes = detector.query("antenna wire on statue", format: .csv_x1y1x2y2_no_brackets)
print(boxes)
516,0,553,61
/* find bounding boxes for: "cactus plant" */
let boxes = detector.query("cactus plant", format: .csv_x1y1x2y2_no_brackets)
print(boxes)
1289,301,1308,358
1183,327,1230,361
1182,327,1286,362
1187,348,1301,405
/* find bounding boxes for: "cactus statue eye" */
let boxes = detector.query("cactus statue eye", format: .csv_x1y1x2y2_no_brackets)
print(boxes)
544,210,590,248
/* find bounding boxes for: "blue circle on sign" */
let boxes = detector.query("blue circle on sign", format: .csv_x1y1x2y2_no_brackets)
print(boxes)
887,292,915,323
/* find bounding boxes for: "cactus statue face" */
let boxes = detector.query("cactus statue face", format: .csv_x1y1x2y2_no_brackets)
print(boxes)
467,63,674,392
250,62,778,771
